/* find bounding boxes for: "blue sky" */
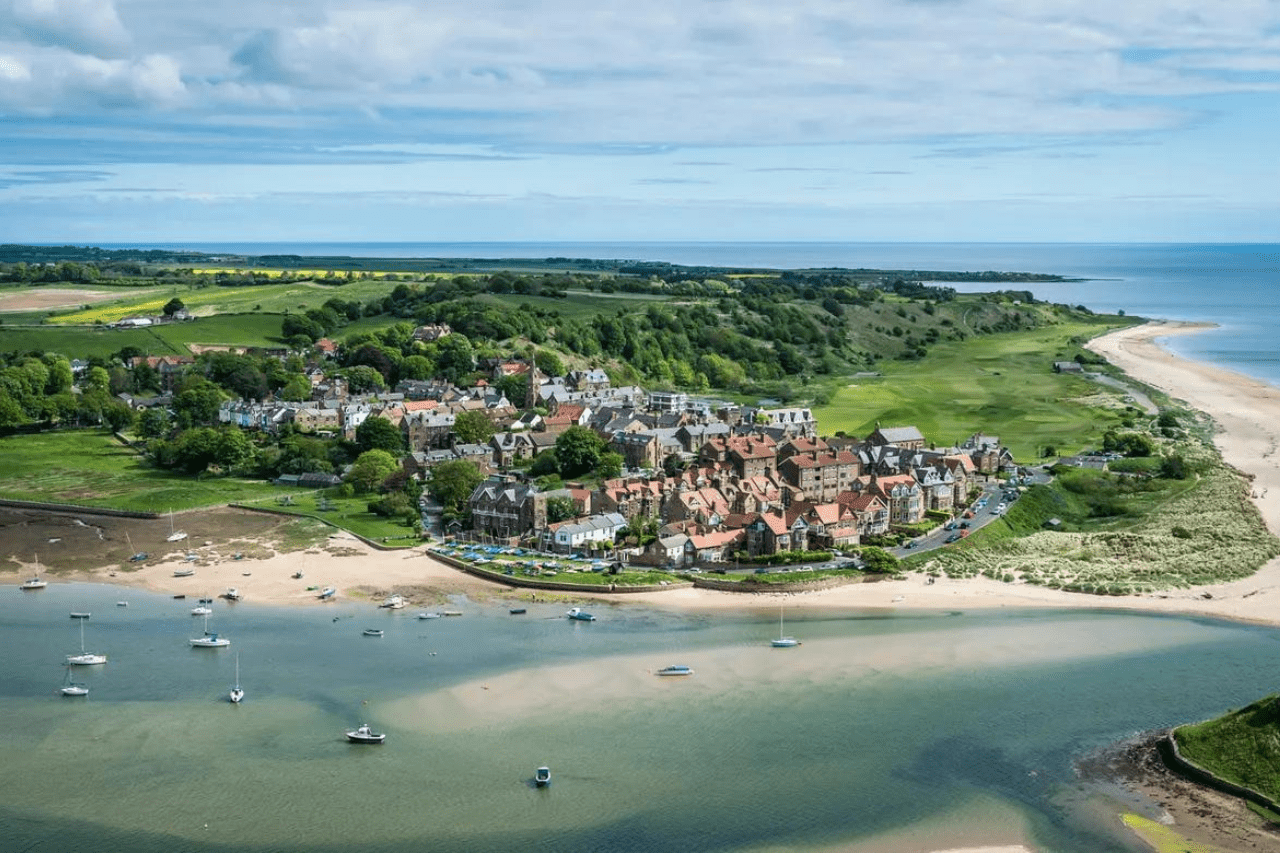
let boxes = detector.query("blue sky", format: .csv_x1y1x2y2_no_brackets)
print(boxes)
1,0,1279,243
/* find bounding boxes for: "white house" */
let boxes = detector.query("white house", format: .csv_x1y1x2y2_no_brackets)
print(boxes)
542,512,628,553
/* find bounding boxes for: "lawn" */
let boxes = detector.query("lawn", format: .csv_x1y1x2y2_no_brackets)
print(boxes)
243,492,422,548
813,319,1138,461
1175,694,1280,802
0,430,297,512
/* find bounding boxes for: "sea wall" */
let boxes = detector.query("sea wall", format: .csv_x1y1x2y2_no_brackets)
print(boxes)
430,552,692,594
1160,730,1280,814
691,574,878,594
0,497,157,520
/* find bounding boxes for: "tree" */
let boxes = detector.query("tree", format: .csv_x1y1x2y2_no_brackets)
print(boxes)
427,459,485,517
857,546,900,574
453,410,495,445
344,365,386,394
435,334,476,385
554,425,604,478
138,408,173,439
533,348,564,379
346,449,399,494
597,451,624,479
355,416,404,455
279,374,312,402
163,297,186,317
546,496,578,523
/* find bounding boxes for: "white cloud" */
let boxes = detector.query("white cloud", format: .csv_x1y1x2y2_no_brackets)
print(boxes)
11,0,131,57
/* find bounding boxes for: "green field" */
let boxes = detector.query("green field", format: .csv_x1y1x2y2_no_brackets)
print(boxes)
245,492,422,548
0,430,296,512
813,320,1137,460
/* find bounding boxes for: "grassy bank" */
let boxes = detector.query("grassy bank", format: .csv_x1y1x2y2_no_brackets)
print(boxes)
1175,695,1280,803
0,430,295,512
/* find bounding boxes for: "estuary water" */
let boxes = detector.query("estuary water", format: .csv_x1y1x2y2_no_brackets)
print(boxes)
4,582,1280,853
114,241,1280,388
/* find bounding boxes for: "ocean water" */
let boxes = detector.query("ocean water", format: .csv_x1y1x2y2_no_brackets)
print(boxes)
4,582,1280,852
107,241,1280,388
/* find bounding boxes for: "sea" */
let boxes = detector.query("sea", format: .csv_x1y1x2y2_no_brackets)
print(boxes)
5,241,1272,852
6,584,1280,853
104,240,1280,387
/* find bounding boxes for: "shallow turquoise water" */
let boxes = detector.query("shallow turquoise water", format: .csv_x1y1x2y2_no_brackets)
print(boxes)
3,583,1278,852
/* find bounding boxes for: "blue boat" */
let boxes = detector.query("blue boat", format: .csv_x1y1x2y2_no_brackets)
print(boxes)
656,665,694,677
566,607,596,622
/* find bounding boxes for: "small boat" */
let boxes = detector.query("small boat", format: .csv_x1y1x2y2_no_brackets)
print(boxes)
346,723,385,744
291,571,303,579
566,607,596,622
20,554,47,589
116,601,128,607
173,568,195,577
441,610,462,617
199,597,213,604
191,604,212,616
379,595,404,609
534,766,551,787
60,668,89,697
173,594,186,600
190,613,230,648
771,605,801,648
166,509,187,542
67,619,107,665
229,652,244,704
363,628,384,637
656,665,694,676
69,612,91,619
223,588,242,601
417,612,441,620
318,587,336,600
509,607,527,615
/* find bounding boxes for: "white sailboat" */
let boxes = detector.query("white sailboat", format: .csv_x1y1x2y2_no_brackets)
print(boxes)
191,597,212,616
60,667,89,696
20,553,48,590
190,612,230,648
166,509,187,542
67,618,108,665
229,653,244,703
771,604,800,648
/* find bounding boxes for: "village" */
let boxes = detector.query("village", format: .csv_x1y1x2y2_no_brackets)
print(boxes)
115,323,1023,571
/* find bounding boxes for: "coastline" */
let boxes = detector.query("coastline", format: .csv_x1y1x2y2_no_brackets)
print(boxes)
6,320,1279,853
7,318,1280,631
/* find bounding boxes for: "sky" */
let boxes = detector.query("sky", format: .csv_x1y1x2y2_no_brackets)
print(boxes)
1,0,1279,244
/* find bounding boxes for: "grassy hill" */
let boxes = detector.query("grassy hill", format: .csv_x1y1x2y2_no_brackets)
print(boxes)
1176,695,1280,804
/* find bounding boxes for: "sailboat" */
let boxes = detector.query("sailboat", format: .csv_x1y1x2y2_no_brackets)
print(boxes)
60,667,89,696
20,554,48,590
190,612,230,648
166,509,187,542
191,595,212,616
67,618,108,665
771,604,800,648
229,653,244,703
126,532,147,562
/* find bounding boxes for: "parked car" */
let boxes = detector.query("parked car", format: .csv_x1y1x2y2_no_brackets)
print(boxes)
903,540,917,549
959,521,970,529
944,533,962,543
944,521,958,530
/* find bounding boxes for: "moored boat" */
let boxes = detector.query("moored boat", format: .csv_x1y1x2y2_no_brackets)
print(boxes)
363,628,384,637
535,766,551,787
509,607,527,614
67,619,107,665
346,723,386,744
318,587,336,600
69,612,90,619
173,568,195,577
190,613,230,648
656,665,694,676
379,594,404,609
417,612,441,620
60,668,89,696
566,607,596,622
